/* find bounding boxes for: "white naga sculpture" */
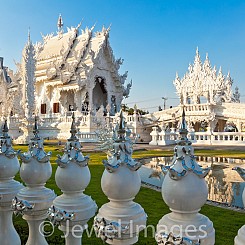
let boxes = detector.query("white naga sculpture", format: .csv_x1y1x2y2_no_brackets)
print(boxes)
94,111,147,244
155,109,215,244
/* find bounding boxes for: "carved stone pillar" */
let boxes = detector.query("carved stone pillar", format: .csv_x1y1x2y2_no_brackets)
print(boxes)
0,120,23,245
13,117,56,245
155,109,215,244
49,113,97,245
94,111,147,245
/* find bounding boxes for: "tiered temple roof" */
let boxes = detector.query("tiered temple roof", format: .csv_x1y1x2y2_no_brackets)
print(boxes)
34,17,128,92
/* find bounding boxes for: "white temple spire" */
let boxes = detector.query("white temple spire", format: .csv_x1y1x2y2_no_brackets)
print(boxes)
28,27,31,44
203,52,211,73
173,48,235,104
196,46,199,55
57,14,64,32
193,46,202,70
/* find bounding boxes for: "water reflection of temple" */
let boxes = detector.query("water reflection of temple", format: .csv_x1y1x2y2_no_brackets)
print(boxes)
140,156,245,208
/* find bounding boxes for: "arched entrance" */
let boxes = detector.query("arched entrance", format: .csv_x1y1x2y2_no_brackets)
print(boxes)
92,76,107,113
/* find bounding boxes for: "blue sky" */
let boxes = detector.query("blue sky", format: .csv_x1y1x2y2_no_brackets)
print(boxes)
0,0,245,111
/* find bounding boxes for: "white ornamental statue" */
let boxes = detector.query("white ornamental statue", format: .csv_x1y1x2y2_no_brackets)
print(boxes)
0,120,23,245
94,110,147,245
49,112,97,245
155,108,215,245
232,167,245,245
13,116,56,245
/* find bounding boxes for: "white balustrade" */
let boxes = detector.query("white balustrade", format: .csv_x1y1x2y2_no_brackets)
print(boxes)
9,117,20,123
0,120,23,245
150,127,245,146
13,117,56,245
3,111,245,244
77,132,98,142
94,111,147,244
49,113,97,245
156,110,215,244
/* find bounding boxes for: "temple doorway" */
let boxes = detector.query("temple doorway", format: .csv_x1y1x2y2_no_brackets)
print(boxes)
92,77,107,113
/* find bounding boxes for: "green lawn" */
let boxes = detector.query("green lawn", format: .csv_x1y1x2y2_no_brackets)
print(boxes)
12,145,244,244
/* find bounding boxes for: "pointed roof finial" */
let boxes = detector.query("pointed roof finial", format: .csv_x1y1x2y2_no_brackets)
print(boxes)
180,107,187,130
178,107,190,145
2,119,9,137
116,110,126,141
33,116,40,139
57,14,64,32
194,47,202,67
28,27,31,44
196,46,199,55
68,112,78,141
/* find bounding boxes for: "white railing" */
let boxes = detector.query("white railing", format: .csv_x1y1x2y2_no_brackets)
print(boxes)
150,129,245,146
185,103,210,112
191,132,245,145
9,116,20,123
77,132,98,142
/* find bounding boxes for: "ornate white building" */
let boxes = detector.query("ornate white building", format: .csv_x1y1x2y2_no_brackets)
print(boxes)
0,16,132,143
145,48,245,145
174,48,239,105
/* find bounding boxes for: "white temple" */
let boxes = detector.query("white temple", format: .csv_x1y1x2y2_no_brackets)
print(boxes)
174,48,239,105
142,48,245,145
1,21,245,146
0,15,131,143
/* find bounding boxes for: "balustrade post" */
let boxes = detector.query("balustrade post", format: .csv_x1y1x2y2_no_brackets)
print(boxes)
94,111,147,244
158,129,167,145
13,116,56,245
233,167,245,244
49,112,97,245
0,120,23,245
149,126,159,145
155,109,215,244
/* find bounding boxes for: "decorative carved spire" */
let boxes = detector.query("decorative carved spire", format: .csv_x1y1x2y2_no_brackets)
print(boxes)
116,110,126,142
173,48,234,104
203,53,211,73
2,119,8,135
57,14,64,32
68,112,78,141
21,27,36,120
178,107,190,145
32,116,40,140
196,46,199,55
28,27,31,45
217,67,225,84
233,86,240,103
226,71,233,85
193,47,202,69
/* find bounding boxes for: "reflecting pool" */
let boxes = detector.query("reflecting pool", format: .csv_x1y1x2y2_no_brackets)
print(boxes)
138,156,245,209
